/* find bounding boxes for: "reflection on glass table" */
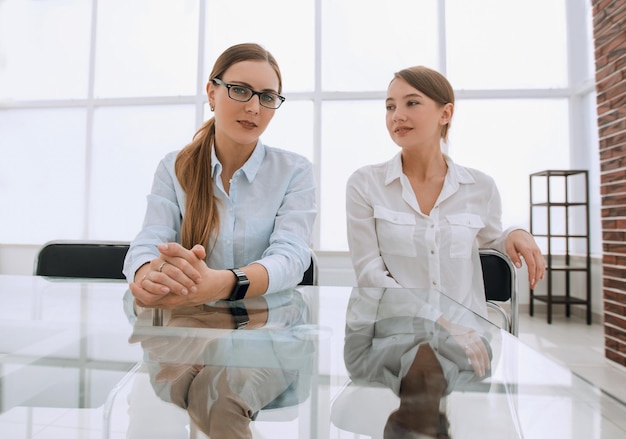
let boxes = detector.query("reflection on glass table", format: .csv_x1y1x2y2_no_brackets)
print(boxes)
1,276,625,439
331,287,626,439
124,288,321,439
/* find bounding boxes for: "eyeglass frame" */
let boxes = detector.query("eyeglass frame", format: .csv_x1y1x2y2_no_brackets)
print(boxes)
211,78,286,109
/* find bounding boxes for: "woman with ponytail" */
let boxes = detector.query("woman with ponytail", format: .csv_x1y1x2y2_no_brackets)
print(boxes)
124,43,316,311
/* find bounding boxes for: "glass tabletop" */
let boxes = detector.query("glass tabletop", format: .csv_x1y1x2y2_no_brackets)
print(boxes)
1,275,625,438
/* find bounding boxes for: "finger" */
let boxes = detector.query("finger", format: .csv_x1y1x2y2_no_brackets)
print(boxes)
466,336,489,377
191,244,207,260
476,341,491,372
525,250,545,289
140,273,172,295
472,346,488,377
506,245,523,269
158,247,202,284
157,262,194,296
170,257,203,288
466,345,484,377
535,251,546,280
129,281,168,308
520,250,537,288
158,242,194,259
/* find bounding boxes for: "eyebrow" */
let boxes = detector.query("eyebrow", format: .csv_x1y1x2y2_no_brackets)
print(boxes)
385,92,423,103
224,80,279,94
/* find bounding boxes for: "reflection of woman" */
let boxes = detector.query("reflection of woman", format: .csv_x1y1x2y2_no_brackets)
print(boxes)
124,43,316,310
129,289,314,438
343,287,495,438
346,65,544,317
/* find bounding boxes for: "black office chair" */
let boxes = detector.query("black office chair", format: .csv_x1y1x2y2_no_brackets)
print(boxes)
298,251,319,286
34,240,130,280
479,248,518,335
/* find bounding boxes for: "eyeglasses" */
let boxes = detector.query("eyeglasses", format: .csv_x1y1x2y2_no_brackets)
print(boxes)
212,78,285,109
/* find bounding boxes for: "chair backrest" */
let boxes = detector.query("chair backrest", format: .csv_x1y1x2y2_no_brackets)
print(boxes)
479,248,518,335
34,240,130,280
298,251,319,286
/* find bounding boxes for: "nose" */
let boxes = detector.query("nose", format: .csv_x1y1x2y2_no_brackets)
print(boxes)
392,108,406,122
244,93,261,113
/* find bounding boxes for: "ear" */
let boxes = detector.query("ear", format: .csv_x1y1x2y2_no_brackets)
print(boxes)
440,102,454,125
206,80,216,108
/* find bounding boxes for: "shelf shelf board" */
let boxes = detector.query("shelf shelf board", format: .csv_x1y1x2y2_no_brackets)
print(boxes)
531,234,588,238
529,170,588,177
530,202,588,207
545,265,589,271
531,295,589,305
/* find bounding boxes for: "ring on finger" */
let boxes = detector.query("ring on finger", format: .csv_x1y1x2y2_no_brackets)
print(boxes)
158,262,167,272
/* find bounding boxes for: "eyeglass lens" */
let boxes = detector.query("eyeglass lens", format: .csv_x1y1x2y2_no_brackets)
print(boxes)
214,79,283,109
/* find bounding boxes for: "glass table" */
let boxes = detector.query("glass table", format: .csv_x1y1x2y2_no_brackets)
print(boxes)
0,274,624,438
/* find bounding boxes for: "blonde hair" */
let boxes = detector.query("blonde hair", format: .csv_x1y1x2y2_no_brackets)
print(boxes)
174,43,282,251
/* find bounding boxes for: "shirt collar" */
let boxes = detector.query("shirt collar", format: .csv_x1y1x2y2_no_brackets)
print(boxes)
211,140,266,183
444,153,475,185
384,152,404,185
384,151,475,186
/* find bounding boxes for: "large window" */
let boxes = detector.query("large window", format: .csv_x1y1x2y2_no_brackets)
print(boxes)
0,0,599,254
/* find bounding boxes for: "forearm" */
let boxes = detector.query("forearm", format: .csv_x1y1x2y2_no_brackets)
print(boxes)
238,262,269,297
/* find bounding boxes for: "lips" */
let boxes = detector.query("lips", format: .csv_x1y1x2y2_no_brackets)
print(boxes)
394,126,412,134
238,120,258,128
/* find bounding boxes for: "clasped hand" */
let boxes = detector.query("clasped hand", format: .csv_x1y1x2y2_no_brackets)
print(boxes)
129,243,230,309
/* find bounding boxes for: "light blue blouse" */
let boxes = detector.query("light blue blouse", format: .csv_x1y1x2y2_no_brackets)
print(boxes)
123,140,317,294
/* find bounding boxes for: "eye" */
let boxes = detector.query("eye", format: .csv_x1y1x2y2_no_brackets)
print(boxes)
231,86,250,96
407,100,420,107
386,104,395,111
261,93,277,103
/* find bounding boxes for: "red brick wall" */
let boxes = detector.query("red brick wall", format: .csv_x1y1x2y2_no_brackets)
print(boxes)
592,0,626,367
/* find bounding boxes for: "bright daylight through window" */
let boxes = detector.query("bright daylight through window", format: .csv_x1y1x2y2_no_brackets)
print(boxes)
0,0,599,255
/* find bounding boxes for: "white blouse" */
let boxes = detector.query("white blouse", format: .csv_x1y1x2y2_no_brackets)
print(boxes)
346,152,518,318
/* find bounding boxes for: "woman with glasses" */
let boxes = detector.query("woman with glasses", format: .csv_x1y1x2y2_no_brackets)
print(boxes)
124,43,316,311
346,66,545,319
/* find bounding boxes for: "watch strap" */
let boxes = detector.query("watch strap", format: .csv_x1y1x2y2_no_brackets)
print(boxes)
228,303,249,329
228,268,250,301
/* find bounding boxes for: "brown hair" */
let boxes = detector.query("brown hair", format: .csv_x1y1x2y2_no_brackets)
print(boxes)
174,43,282,251
393,66,455,142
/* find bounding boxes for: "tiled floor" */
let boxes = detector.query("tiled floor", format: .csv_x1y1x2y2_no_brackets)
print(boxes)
517,310,626,404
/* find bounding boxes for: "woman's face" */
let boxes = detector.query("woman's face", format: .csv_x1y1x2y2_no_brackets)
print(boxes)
208,60,280,150
385,77,452,150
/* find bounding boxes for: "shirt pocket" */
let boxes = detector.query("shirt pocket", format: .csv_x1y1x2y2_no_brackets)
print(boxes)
446,213,484,259
374,206,417,257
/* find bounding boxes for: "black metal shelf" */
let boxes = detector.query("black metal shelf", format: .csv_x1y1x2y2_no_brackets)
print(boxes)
529,170,591,324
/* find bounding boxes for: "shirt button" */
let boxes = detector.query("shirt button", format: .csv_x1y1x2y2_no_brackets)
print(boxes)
432,280,437,286
430,250,435,255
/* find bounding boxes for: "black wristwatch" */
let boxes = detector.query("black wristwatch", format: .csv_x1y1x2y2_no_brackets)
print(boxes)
228,268,250,301
228,302,250,329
